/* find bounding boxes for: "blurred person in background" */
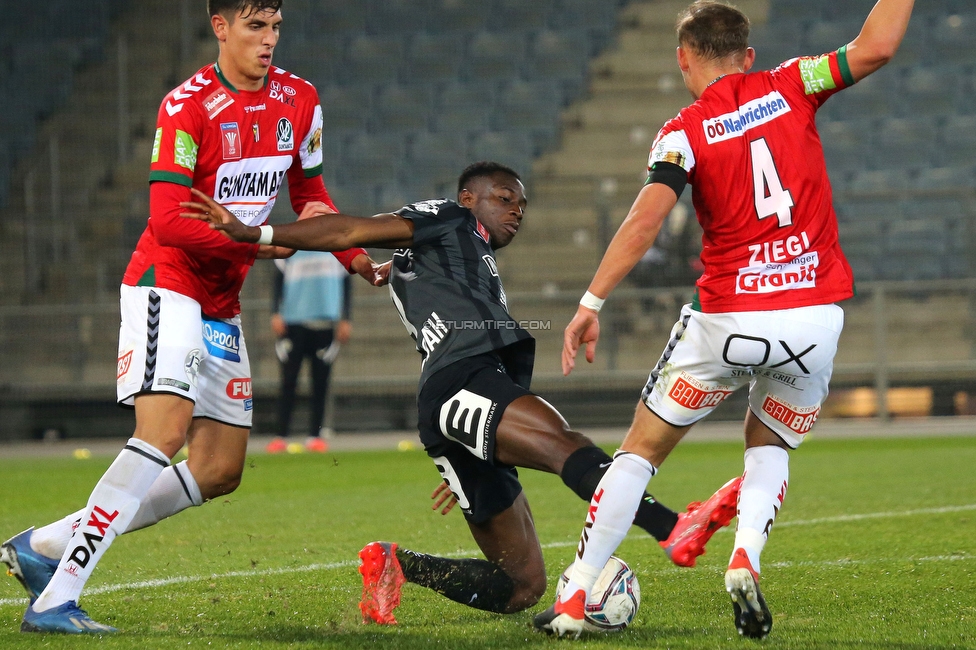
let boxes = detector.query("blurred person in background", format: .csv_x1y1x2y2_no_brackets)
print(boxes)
267,251,352,454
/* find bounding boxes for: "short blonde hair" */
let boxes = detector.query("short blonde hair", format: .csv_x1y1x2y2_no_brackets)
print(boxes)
676,1,750,61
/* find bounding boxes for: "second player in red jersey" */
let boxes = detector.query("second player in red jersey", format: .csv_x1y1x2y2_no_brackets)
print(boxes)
126,59,366,317
649,48,857,312
544,0,916,641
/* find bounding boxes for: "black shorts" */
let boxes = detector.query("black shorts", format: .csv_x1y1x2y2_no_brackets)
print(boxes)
417,353,533,524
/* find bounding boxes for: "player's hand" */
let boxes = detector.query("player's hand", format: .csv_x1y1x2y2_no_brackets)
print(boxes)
181,188,259,243
256,245,296,259
336,320,352,344
371,260,392,287
270,313,287,338
350,255,390,287
562,306,601,376
431,481,458,515
298,201,335,221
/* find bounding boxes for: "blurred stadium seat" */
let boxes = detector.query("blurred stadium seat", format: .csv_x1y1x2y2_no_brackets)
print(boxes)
372,83,434,133
465,31,526,81
490,0,555,32
468,130,534,172
407,131,470,184
404,33,466,83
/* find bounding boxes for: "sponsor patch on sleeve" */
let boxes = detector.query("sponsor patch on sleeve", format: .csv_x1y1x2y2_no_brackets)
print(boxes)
649,129,695,172
174,130,199,171
151,128,162,163
798,54,839,95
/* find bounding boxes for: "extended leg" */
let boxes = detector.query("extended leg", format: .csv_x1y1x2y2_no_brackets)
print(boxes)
359,492,546,624
7,416,245,608
22,394,190,633
494,395,681,541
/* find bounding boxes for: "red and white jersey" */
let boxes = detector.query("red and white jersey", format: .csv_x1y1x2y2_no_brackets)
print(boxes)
649,48,857,313
124,63,365,318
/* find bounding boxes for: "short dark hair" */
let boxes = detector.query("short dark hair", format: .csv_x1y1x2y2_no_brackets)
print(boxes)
208,0,282,19
676,1,750,61
457,161,521,196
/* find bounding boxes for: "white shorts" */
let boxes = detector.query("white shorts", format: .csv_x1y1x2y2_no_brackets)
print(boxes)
116,285,253,428
641,303,844,448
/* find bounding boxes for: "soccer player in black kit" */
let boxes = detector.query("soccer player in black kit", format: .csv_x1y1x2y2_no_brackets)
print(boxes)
183,162,741,624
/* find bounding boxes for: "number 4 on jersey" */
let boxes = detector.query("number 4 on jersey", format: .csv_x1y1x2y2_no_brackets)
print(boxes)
751,137,794,227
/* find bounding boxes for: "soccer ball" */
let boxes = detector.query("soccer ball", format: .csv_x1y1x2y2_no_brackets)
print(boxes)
555,556,641,632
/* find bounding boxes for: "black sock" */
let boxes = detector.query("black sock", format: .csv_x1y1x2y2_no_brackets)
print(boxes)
560,445,679,541
395,548,515,614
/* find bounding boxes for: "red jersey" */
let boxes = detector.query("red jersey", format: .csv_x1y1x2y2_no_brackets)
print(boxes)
649,48,857,313
124,63,366,318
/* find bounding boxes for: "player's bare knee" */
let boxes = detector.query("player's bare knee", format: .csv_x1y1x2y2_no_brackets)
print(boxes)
208,469,242,498
503,567,547,612
191,461,244,499
132,428,186,459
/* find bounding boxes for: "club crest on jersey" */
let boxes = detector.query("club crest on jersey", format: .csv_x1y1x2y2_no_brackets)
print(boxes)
277,118,294,151
204,88,234,120
184,348,203,385
203,319,241,362
475,220,490,244
221,122,242,161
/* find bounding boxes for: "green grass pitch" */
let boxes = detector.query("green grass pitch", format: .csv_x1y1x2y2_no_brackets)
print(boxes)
1,435,974,649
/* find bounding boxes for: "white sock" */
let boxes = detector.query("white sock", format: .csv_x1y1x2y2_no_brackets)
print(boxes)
33,438,170,612
126,461,203,533
31,513,83,560
562,451,656,601
29,461,203,559
730,445,790,575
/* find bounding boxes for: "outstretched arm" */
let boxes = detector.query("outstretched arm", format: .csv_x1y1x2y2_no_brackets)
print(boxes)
182,188,415,251
845,0,914,81
562,182,678,376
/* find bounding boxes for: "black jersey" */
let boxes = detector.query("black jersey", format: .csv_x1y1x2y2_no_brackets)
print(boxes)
390,199,535,391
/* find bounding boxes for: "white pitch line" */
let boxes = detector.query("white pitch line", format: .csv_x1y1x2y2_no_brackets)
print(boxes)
773,503,976,528
2,503,974,608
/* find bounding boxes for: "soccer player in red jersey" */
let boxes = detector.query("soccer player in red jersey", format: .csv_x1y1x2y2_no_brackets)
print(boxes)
535,0,916,639
1,0,379,634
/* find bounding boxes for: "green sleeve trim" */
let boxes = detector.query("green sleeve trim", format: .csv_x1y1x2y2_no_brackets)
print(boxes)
304,164,323,179
149,170,193,187
836,45,855,87
690,288,702,311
